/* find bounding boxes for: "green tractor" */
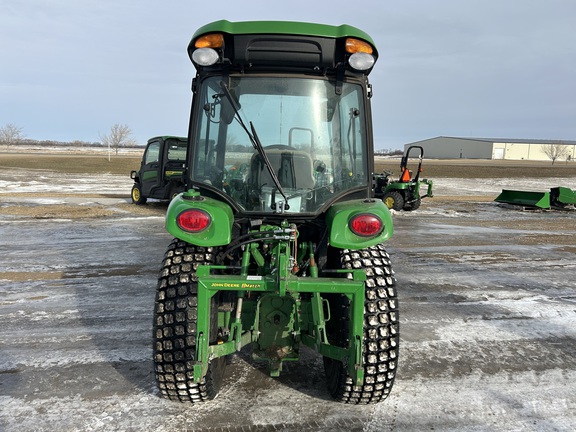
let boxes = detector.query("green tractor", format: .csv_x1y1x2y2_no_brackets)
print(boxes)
374,145,433,211
154,20,399,405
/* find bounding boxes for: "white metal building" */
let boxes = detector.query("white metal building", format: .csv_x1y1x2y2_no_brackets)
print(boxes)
404,136,576,161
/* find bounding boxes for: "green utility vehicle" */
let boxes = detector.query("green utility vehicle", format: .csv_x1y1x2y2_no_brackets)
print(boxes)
374,145,433,211
154,20,399,405
130,136,187,204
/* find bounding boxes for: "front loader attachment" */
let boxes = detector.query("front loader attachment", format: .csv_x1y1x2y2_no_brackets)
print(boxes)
496,186,576,209
495,189,551,209
550,187,576,207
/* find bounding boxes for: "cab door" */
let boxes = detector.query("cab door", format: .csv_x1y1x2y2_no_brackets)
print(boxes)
140,140,162,196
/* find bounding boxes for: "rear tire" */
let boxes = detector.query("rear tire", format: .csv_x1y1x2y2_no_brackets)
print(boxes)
382,191,404,211
131,184,147,205
153,240,226,403
323,243,399,404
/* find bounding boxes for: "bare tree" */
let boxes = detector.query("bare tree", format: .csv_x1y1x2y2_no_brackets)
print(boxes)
99,124,138,156
541,142,571,165
0,123,25,146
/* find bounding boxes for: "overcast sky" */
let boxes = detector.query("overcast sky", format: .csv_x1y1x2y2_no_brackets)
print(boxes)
1,0,575,150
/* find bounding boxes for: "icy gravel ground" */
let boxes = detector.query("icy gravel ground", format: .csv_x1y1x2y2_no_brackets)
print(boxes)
0,168,131,196
0,171,575,431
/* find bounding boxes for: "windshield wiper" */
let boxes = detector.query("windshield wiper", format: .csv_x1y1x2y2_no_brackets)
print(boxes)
219,81,289,209
248,122,289,205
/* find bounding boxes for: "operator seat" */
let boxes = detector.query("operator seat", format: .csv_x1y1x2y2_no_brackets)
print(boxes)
249,146,315,190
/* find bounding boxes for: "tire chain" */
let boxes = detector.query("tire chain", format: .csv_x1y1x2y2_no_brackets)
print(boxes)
153,239,217,402
338,243,399,404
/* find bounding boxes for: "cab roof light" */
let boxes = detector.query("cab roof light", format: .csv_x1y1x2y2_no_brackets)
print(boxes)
194,33,224,49
345,38,376,71
345,38,373,55
348,52,375,71
192,48,220,66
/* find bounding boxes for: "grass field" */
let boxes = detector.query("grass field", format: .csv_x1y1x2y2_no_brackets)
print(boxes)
0,153,141,175
1,151,575,179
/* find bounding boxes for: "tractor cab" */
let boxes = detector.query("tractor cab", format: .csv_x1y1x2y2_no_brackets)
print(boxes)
179,21,380,220
189,75,372,216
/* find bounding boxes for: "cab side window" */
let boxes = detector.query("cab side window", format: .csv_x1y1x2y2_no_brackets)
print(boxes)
167,142,187,161
144,142,160,165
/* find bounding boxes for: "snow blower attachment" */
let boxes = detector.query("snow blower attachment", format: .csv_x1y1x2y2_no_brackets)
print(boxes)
153,20,399,405
495,186,576,210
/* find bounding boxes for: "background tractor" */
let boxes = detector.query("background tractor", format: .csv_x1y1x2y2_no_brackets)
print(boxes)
374,145,433,211
130,136,187,204
153,20,399,405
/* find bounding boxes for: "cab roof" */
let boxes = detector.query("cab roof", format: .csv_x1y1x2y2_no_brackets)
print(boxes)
192,20,376,46
188,20,378,74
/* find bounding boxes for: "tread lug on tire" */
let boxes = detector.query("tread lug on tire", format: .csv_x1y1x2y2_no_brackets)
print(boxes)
153,239,226,403
324,243,399,404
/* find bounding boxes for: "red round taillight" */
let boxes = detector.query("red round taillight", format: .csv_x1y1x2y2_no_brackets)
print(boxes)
177,209,211,232
349,214,383,237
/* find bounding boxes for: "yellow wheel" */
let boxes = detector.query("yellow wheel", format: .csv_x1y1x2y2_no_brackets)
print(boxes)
382,191,404,211
131,185,147,205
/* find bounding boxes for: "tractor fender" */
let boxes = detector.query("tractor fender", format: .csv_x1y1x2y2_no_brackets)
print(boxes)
326,199,393,249
165,190,233,246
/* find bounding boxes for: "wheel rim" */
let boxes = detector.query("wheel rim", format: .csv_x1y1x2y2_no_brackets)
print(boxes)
132,188,141,201
384,196,395,208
